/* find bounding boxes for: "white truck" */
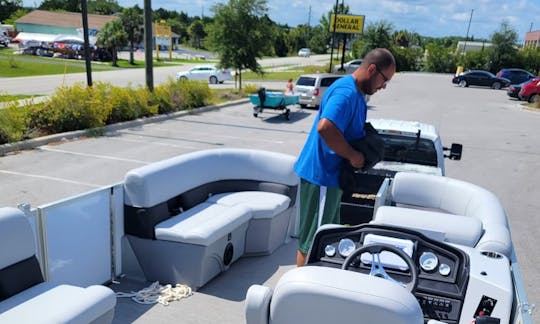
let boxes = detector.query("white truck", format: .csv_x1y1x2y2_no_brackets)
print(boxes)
340,118,463,225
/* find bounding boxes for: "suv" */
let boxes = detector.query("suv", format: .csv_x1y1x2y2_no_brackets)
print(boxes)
294,73,342,108
496,68,536,85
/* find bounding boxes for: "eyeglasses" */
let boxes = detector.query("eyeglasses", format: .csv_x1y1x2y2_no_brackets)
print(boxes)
374,65,389,86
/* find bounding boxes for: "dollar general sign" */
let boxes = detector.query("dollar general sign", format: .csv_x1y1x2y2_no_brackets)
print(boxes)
329,14,365,34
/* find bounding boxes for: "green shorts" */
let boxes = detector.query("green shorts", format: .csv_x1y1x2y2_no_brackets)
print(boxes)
298,178,342,254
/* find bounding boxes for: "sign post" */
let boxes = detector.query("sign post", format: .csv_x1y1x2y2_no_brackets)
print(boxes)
155,21,172,61
329,14,365,72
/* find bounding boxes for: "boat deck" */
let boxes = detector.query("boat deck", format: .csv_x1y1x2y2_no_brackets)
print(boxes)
111,239,297,323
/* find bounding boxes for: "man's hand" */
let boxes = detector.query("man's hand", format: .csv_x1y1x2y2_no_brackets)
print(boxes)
348,150,365,169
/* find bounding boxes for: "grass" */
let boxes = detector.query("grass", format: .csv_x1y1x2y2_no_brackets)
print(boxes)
0,53,188,77
0,94,35,102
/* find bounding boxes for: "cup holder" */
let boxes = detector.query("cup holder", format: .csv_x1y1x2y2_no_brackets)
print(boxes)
481,251,503,259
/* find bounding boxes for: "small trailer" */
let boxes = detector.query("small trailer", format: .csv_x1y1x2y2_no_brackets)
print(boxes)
248,88,299,120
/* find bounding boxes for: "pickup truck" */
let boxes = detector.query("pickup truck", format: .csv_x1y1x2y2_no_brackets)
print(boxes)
340,118,463,225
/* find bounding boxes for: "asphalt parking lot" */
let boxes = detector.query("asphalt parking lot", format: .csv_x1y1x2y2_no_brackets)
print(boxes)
0,72,539,311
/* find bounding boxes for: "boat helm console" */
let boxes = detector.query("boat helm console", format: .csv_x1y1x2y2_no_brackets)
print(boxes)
307,224,513,324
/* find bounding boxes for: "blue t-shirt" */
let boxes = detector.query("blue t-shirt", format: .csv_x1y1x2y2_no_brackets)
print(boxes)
294,75,367,187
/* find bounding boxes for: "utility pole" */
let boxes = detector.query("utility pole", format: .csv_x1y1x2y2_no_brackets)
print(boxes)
328,0,339,72
530,22,534,32
462,9,474,55
339,0,346,72
81,0,92,87
144,0,154,92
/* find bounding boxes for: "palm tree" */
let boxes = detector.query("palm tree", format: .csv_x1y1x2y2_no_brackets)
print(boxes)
120,5,143,65
97,19,128,67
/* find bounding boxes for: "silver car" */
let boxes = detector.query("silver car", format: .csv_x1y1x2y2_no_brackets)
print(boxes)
294,73,342,108
176,65,232,84
334,59,362,74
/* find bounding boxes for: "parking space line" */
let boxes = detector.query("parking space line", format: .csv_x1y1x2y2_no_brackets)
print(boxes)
0,169,102,187
38,147,149,164
104,136,206,149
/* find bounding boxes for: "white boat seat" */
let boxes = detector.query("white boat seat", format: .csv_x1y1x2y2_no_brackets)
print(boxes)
0,207,116,323
385,172,512,257
207,191,291,219
155,203,252,246
372,206,483,247
245,266,423,324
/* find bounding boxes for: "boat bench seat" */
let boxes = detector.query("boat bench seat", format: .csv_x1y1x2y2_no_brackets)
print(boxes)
372,172,512,258
123,148,299,289
0,207,116,324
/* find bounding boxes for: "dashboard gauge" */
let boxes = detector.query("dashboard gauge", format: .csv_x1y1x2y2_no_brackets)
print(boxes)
439,263,451,276
419,251,439,272
338,238,356,258
324,244,336,257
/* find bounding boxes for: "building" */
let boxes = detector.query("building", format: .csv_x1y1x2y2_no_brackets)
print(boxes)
455,41,493,54
524,30,540,48
14,10,118,45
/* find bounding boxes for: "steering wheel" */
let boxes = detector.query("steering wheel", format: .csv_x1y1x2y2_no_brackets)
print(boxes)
341,243,418,292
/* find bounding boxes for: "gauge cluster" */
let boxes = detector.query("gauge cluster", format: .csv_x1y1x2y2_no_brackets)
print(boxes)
308,224,470,324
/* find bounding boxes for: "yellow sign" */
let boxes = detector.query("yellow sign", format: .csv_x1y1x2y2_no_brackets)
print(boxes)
329,14,365,34
155,22,171,37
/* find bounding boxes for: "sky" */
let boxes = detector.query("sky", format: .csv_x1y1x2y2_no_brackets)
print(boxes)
21,0,540,43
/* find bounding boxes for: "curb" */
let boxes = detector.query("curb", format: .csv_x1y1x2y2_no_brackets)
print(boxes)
0,98,249,156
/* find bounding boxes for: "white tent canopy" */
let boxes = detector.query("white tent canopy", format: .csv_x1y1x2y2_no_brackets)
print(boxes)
13,32,95,45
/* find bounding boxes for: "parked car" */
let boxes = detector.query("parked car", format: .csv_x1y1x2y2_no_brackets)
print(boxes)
0,34,9,47
496,68,536,85
298,48,311,57
176,65,231,84
295,73,342,108
452,70,510,89
334,59,362,74
518,78,540,103
507,78,539,100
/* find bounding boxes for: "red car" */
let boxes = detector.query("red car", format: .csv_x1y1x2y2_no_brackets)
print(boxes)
519,78,540,103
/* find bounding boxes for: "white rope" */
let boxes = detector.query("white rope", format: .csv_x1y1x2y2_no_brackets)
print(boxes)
116,281,193,306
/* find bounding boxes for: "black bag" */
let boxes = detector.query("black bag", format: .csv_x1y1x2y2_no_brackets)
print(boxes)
339,122,385,190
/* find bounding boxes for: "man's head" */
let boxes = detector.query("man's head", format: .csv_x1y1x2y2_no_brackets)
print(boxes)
353,48,396,95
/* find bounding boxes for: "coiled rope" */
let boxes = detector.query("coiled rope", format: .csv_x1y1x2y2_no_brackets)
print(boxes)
116,281,192,306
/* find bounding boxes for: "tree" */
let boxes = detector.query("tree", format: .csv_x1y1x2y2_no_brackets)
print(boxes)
206,0,272,90
487,21,519,72
96,19,127,67
120,5,143,65
423,43,457,73
188,19,205,49
0,0,22,22
87,0,121,15
39,0,79,12
351,20,394,59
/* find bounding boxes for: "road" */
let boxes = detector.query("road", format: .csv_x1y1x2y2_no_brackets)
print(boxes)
0,72,538,317
0,54,331,96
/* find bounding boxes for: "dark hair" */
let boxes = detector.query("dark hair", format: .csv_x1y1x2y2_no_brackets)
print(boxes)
362,48,395,70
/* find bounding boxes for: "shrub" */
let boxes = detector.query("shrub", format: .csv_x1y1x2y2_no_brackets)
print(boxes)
28,83,109,134
153,78,211,113
0,103,28,144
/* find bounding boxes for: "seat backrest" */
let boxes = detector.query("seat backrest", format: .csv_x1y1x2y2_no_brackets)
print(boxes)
390,172,512,257
0,207,44,302
266,266,423,324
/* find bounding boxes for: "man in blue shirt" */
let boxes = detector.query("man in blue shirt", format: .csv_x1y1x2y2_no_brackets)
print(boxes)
294,48,396,266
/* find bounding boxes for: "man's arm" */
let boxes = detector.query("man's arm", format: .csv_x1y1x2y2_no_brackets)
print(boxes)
317,118,365,169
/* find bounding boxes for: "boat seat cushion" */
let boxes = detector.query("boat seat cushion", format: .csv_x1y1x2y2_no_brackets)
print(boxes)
266,267,423,324
207,191,291,219
155,203,252,245
372,206,483,247
0,282,116,323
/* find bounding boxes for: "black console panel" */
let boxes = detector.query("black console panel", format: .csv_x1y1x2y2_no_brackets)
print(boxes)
307,224,470,323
